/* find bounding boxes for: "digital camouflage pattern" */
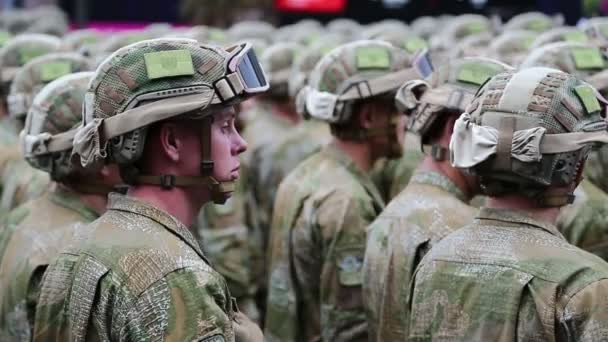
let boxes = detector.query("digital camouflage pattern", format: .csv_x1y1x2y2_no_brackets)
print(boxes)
0,160,49,213
0,188,98,340
0,34,61,89
265,144,385,342
196,181,261,323
557,179,608,261
7,52,92,120
363,171,477,341
33,194,238,341
409,207,608,341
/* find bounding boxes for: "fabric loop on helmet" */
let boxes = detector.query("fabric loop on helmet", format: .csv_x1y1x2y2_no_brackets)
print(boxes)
23,128,76,156
450,112,608,169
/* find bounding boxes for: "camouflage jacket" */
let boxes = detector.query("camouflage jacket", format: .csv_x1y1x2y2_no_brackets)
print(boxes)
196,186,260,323
0,188,98,341
557,179,608,261
265,144,385,342
584,144,608,193
363,171,477,342
33,194,238,342
1,159,49,213
409,207,608,341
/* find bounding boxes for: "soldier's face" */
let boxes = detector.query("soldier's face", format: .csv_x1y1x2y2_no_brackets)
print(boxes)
210,107,248,183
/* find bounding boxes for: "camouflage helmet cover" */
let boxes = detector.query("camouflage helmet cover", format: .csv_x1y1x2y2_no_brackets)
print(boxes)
299,40,417,123
450,67,608,205
8,52,93,120
227,20,275,42
502,12,558,33
261,42,302,97
0,34,61,85
530,27,590,49
21,71,93,180
486,30,536,66
397,57,513,142
73,38,266,170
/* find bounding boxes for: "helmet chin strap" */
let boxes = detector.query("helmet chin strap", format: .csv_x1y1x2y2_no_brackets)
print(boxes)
134,115,236,205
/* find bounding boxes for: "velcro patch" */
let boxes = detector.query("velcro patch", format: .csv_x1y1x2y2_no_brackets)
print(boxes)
39,61,72,81
209,30,226,42
144,50,195,80
0,32,11,46
404,37,428,53
571,47,604,70
528,19,551,32
457,63,501,86
19,47,47,65
356,47,390,70
575,85,601,114
564,31,589,43
466,22,487,34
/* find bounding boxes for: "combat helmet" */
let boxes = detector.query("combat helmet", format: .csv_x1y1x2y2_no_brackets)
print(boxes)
396,57,512,161
20,72,94,182
530,27,590,49
227,20,275,43
72,38,269,203
520,42,608,95
261,42,302,98
502,12,560,33
450,67,608,206
8,53,92,121
486,30,536,66
298,40,429,156
0,34,61,94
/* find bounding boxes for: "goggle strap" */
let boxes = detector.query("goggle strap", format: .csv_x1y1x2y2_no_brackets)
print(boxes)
214,73,245,103
201,115,213,176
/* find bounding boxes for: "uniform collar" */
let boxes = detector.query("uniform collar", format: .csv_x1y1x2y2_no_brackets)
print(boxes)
477,207,565,239
107,193,207,261
321,144,386,209
410,171,467,202
49,187,99,222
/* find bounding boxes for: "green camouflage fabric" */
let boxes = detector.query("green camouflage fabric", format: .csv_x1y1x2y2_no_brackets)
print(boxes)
0,188,98,340
557,179,608,261
486,30,536,67
181,26,227,45
502,12,558,33
363,20,409,40
530,27,591,49
326,18,361,40
582,17,608,43
411,16,439,40
195,182,261,323
265,144,385,342
409,207,608,341
363,170,477,341
273,23,323,45
33,194,238,341
449,33,493,59
0,34,61,90
370,142,424,202
0,31,13,50
60,29,104,56
92,31,152,67
0,159,49,213
431,15,492,65
585,144,608,192
7,53,92,120
371,31,429,56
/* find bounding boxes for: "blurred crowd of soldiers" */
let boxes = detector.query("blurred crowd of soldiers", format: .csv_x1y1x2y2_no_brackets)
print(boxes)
0,3,608,341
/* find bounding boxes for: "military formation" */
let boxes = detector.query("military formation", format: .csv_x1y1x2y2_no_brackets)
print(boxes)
0,4,608,342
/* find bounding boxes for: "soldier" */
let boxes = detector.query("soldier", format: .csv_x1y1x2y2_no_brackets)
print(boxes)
363,57,512,342
265,40,422,341
33,38,266,341
521,42,608,260
0,72,120,340
501,12,561,33
1,52,93,213
409,67,608,340
431,15,493,66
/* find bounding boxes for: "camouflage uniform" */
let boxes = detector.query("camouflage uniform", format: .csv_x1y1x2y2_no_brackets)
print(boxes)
265,41,419,341
0,72,99,340
33,38,268,341
1,52,92,212
363,57,511,341
409,68,608,340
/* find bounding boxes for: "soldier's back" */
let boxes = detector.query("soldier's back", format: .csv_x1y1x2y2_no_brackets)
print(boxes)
410,207,608,341
364,171,477,341
0,189,98,340
34,194,236,341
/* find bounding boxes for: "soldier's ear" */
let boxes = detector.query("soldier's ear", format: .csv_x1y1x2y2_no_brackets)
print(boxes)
158,122,181,163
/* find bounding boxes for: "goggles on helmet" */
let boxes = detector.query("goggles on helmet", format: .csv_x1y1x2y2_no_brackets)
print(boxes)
215,42,269,102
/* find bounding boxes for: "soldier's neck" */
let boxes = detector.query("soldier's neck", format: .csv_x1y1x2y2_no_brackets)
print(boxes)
418,156,474,201
127,185,206,228
331,138,373,172
486,195,560,225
